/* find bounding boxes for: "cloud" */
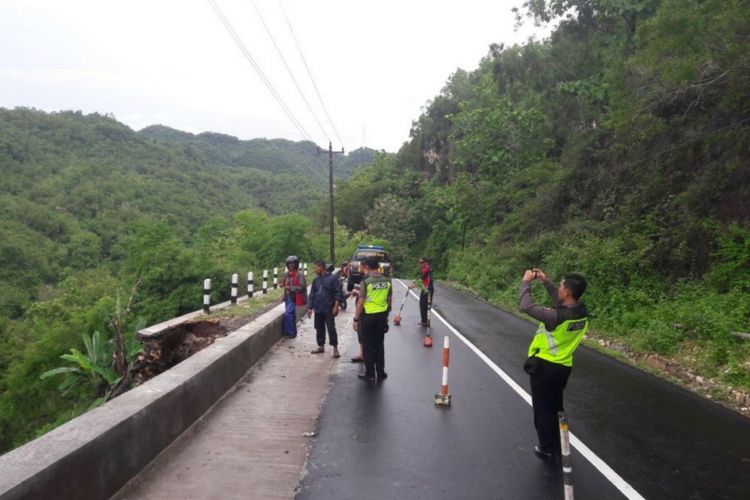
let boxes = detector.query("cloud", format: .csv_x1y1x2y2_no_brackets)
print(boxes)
1,1,553,152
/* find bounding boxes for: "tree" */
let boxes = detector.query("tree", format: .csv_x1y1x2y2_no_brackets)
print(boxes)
258,214,314,265
365,195,417,267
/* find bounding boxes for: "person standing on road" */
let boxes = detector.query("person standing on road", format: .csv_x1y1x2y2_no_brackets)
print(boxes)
340,260,350,280
354,258,392,381
519,268,589,460
337,262,349,311
307,260,345,358
409,256,434,326
282,255,307,338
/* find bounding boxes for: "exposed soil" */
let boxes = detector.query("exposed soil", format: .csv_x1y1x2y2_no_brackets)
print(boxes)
131,319,229,385
108,304,278,400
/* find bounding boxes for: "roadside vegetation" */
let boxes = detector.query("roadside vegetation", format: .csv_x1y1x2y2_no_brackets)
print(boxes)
0,110,377,453
335,0,750,403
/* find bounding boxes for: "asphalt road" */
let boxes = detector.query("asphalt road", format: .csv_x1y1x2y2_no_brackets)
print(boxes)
296,281,750,500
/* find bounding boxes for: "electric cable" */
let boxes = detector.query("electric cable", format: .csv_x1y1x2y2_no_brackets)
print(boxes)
277,0,345,149
251,0,331,144
207,0,312,141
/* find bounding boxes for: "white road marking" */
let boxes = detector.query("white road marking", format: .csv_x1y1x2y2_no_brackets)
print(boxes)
397,280,645,500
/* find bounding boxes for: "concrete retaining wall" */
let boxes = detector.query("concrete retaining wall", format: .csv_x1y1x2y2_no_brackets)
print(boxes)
0,302,288,500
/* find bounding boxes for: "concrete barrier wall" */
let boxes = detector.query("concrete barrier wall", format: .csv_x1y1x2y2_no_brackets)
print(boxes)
0,302,289,500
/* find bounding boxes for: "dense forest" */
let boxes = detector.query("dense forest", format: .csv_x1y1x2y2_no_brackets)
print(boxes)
0,108,376,452
1,0,748,454
336,0,749,397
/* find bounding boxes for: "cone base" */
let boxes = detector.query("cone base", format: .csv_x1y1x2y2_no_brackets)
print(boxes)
434,393,451,406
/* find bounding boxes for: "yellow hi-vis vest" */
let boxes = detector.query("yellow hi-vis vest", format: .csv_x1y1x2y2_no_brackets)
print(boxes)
363,275,391,314
527,317,589,367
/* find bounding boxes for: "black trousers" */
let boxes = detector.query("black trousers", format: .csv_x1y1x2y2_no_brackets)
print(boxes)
361,311,388,377
419,289,433,323
314,311,338,347
529,358,572,453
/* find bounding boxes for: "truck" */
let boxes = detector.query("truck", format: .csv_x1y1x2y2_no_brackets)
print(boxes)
346,244,391,291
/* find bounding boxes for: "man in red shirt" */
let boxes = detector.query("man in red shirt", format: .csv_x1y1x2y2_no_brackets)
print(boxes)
410,256,434,326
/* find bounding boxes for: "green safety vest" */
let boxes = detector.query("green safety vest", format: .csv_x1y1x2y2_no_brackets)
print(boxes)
527,317,589,367
363,275,391,314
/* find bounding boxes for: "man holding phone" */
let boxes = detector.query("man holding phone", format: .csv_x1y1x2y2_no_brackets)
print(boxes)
519,268,589,460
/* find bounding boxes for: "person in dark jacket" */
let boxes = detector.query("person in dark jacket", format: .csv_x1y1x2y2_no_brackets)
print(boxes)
519,268,589,460
307,260,346,358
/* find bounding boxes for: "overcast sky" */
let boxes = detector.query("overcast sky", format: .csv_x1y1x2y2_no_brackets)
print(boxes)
0,1,551,152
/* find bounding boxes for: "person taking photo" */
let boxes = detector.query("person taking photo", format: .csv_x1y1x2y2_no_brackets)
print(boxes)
519,268,589,460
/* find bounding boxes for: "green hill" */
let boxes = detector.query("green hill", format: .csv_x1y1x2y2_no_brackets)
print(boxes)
139,124,376,180
0,107,379,452
335,0,749,399
0,108,376,316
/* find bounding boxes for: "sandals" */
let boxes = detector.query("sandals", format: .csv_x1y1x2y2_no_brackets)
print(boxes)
350,356,363,363
312,347,340,358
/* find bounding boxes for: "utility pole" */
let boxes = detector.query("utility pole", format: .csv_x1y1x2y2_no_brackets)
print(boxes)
318,142,344,264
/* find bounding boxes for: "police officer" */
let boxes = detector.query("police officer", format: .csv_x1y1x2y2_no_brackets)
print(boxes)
519,268,588,460
354,258,392,381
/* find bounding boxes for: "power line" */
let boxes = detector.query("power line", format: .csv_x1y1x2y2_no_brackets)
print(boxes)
277,0,345,149
251,0,331,144
206,0,312,141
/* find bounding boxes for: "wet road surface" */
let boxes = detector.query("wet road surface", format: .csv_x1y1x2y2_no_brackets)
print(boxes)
297,281,750,500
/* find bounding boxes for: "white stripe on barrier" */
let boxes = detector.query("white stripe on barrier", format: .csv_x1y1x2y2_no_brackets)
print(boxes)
565,484,575,500
397,280,645,500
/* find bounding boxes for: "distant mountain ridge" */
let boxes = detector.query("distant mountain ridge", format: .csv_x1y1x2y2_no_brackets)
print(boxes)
0,107,384,453
138,124,376,180
0,107,380,316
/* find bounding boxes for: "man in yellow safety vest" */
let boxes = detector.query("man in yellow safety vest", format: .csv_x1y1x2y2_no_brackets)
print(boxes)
519,268,589,460
354,258,392,381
